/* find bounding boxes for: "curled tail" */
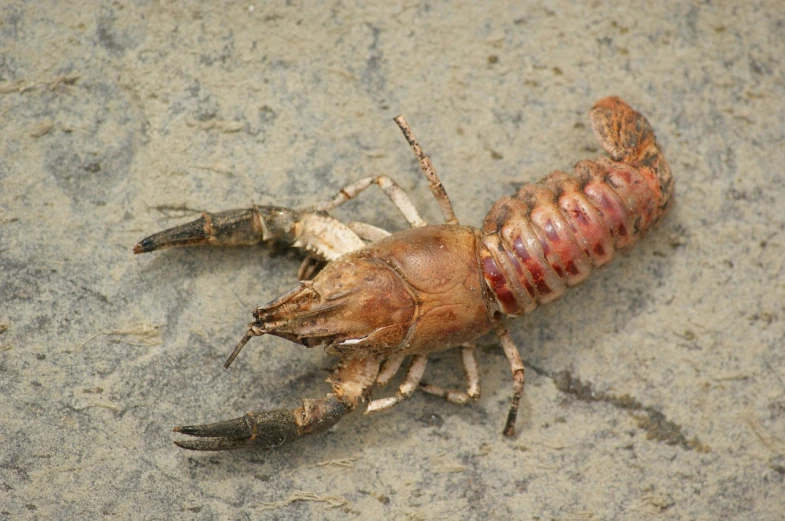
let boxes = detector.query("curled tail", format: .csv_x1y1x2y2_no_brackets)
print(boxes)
590,96,674,215
480,97,674,317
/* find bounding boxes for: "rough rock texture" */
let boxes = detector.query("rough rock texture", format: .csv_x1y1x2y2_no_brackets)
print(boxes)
1,1,783,519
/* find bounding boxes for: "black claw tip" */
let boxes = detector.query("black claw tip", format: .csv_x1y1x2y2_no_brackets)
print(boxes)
174,416,252,439
174,438,252,451
503,408,518,437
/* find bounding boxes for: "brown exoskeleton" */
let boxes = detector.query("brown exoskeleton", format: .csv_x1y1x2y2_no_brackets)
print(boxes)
135,98,673,450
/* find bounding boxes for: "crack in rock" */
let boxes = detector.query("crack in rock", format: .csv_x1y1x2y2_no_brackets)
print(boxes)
529,364,709,452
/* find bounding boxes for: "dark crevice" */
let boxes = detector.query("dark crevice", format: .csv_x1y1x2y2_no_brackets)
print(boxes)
526,362,709,452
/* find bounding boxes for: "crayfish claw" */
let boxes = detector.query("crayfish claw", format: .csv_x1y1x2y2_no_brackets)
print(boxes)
174,415,252,438
173,410,299,451
173,359,379,451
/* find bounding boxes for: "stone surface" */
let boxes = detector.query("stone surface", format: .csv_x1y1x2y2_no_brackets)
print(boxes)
1,1,783,519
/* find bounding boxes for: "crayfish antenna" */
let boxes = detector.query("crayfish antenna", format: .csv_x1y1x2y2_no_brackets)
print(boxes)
224,325,264,369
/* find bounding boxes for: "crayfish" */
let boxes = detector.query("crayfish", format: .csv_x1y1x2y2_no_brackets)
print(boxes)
135,97,673,450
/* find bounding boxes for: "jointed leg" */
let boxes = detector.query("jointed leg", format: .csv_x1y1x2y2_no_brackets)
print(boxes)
347,221,392,242
393,115,459,225
375,354,406,387
173,357,380,450
297,255,322,281
313,175,427,228
496,325,525,437
420,343,481,404
297,221,391,281
365,355,428,413
462,344,481,399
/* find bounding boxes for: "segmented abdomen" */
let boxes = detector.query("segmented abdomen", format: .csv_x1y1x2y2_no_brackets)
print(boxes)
479,97,673,317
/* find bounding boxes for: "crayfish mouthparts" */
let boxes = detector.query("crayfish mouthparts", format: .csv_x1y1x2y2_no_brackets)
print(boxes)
222,248,423,369
222,281,324,369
